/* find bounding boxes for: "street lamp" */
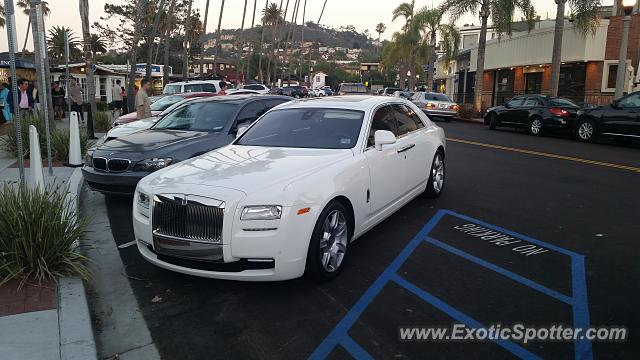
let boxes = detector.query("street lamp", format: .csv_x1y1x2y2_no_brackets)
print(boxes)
183,40,191,81
614,0,637,99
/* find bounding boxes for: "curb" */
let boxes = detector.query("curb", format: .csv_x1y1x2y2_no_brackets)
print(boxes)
58,168,98,360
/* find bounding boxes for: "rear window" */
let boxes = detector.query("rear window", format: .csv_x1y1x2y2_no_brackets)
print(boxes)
340,84,368,93
549,98,578,107
425,93,451,102
244,85,262,90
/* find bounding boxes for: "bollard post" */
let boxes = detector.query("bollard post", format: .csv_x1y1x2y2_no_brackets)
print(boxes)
66,111,83,167
28,125,45,190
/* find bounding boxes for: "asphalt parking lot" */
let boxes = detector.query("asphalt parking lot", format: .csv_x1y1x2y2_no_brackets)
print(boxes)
94,121,639,359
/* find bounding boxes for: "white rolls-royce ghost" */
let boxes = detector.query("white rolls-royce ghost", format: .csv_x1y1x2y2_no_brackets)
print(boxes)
133,96,446,281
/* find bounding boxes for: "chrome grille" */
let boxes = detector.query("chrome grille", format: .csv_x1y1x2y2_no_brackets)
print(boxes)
152,194,224,243
93,157,107,171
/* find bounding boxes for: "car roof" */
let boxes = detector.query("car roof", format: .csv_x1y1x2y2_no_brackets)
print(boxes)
273,95,405,111
166,80,219,86
188,94,290,105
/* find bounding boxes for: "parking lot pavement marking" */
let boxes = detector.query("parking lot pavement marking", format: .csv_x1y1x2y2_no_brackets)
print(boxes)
447,137,640,173
309,210,592,360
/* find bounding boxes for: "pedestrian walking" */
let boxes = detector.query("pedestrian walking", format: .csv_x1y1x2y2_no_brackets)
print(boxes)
111,79,124,117
135,79,152,120
219,81,228,95
69,80,84,123
51,81,66,119
31,80,40,114
0,83,11,123
7,79,34,115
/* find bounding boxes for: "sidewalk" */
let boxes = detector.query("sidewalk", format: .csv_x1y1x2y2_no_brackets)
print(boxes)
0,128,99,360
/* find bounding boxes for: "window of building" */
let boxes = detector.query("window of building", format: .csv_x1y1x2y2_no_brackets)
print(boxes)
525,72,542,94
462,34,478,49
557,63,585,103
607,64,618,89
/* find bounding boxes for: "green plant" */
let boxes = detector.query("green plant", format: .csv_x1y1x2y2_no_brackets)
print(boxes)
51,129,88,162
96,101,108,112
0,184,89,287
93,111,112,132
457,104,478,119
1,112,47,159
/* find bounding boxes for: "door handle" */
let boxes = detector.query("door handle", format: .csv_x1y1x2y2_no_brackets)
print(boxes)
397,144,415,153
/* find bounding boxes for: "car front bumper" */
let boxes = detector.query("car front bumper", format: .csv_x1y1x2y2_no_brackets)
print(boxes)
81,165,148,195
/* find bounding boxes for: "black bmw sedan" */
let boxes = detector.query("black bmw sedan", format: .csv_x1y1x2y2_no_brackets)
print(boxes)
82,95,292,195
484,95,580,136
575,91,640,142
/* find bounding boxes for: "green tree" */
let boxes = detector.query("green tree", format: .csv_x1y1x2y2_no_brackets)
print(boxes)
262,1,283,83
413,7,460,91
440,0,535,113
392,0,416,30
375,22,386,54
47,26,82,61
549,0,600,97
0,4,5,29
90,34,108,57
17,0,50,55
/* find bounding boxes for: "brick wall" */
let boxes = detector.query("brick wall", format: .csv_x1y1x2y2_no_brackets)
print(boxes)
605,15,640,67
513,67,525,95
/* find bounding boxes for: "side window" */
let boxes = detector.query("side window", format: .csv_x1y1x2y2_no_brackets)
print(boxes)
235,101,267,128
245,85,260,91
393,105,418,137
184,84,203,93
263,99,288,109
522,97,538,106
618,93,640,108
202,83,217,93
367,106,396,148
404,104,425,129
506,97,524,107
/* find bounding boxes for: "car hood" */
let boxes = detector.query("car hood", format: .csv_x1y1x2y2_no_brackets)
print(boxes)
143,145,353,195
106,117,160,139
116,111,162,123
96,129,217,155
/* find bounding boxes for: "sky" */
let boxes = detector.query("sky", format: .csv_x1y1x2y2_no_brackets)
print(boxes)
0,0,614,53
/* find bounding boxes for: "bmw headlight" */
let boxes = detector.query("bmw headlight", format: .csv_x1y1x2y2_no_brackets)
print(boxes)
84,152,93,166
241,205,282,220
137,191,150,217
133,158,173,172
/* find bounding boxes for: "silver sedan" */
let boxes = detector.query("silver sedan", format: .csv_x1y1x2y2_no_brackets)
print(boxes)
411,92,459,121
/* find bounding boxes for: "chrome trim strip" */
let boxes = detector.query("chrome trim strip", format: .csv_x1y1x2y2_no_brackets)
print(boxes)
601,132,640,138
152,230,221,245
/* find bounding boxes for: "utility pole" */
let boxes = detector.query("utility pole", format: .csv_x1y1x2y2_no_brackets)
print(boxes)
4,0,26,188
614,1,635,98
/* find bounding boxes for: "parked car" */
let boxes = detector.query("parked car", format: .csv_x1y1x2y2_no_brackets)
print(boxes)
114,92,216,126
337,83,368,95
270,86,307,98
228,89,261,95
82,95,292,195
411,92,459,121
162,80,228,95
229,83,270,94
322,86,334,96
382,87,401,96
132,95,446,281
575,91,640,142
103,97,207,143
484,95,580,136
393,91,412,100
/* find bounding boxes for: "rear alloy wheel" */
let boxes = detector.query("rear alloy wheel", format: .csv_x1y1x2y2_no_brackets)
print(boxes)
576,120,596,142
488,112,498,130
305,201,350,281
424,150,445,198
528,117,544,136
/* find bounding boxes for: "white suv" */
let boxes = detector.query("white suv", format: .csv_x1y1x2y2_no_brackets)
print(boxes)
163,80,224,95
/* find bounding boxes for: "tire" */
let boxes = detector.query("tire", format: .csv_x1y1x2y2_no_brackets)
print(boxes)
424,150,445,199
294,94,301,99
528,117,544,136
576,119,597,142
305,201,351,281
488,112,498,130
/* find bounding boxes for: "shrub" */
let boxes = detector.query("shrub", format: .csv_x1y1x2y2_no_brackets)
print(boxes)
1,112,47,159
93,111,112,132
457,104,478,119
51,129,89,162
0,184,89,286
96,101,108,112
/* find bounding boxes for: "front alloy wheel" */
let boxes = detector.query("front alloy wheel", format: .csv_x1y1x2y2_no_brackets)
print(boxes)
306,201,351,281
529,118,543,136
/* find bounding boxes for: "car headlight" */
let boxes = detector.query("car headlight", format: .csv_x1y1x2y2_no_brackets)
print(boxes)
241,205,282,220
133,158,173,172
84,152,92,166
137,191,150,217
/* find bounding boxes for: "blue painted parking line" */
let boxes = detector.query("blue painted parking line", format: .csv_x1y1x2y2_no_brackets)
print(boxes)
309,209,592,360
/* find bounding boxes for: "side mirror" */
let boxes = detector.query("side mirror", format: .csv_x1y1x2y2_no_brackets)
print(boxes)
374,130,396,151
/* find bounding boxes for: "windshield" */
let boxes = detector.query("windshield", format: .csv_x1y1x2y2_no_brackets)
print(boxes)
341,84,368,93
163,84,181,95
236,108,364,149
150,95,185,112
153,102,238,131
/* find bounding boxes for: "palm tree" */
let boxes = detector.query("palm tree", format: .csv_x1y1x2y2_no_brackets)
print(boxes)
127,0,150,110
199,0,211,76
79,0,96,137
236,0,249,83
317,0,328,23
0,4,5,29
262,2,283,83
392,0,416,30
146,0,167,81
182,0,194,79
413,7,460,92
257,0,270,82
440,0,535,113
17,0,50,55
375,22,386,53
47,26,81,61
271,0,290,85
90,34,108,57
246,0,258,80
549,0,600,97
212,0,226,76
163,0,178,87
